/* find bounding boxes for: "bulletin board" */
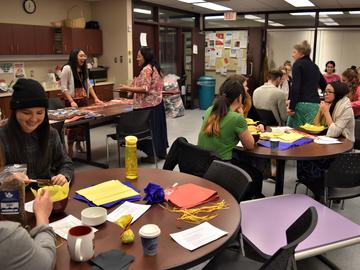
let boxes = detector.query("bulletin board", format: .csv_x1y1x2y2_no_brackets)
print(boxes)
205,31,248,75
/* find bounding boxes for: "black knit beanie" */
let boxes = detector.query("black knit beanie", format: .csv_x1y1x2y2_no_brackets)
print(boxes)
10,78,49,110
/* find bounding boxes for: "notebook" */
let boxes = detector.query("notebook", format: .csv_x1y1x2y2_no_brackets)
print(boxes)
165,183,218,209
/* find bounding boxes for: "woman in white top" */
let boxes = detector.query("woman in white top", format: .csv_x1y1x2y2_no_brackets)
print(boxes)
60,48,103,157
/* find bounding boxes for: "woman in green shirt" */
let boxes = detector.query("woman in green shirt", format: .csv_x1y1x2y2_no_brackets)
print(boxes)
198,78,265,199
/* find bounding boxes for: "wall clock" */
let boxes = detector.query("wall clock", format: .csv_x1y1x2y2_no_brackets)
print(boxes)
23,0,36,14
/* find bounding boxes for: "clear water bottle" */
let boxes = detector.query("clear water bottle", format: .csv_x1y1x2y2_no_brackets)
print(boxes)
125,136,138,180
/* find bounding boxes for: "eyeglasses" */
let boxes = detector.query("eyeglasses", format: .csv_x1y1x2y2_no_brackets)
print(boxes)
324,90,335,95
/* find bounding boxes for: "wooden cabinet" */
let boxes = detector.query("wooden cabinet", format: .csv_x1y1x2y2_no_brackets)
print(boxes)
70,28,103,55
0,24,12,54
35,26,55,54
0,96,12,119
0,23,36,55
47,90,62,99
94,84,114,102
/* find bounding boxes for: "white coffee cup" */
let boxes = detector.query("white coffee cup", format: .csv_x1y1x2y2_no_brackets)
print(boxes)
67,225,94,262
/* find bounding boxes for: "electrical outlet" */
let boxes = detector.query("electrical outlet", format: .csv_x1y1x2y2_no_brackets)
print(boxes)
114,57,118,63
120,56,123,63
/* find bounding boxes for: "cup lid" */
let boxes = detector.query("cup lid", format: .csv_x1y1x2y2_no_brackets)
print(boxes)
270,138,280,142
139,224,161,238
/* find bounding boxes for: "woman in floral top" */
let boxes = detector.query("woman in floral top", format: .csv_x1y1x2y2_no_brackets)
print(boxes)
119,47,168,162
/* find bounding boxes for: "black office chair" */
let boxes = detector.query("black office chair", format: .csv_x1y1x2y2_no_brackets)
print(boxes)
324,152,360,208
204,160,252,203
106,110,157,168
354,119,360,150
163,137,220,177
204,207,318,270
255,108,279,126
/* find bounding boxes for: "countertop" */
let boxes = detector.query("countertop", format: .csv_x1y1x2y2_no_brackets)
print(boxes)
0,81,115,97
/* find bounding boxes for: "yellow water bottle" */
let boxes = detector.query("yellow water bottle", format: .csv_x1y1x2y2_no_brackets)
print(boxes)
125,135,138,180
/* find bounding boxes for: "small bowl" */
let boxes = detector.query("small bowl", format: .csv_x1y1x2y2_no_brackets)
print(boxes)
81,207,107,226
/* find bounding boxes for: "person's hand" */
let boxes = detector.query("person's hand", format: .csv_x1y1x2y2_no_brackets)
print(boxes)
256,124,265,133
118,84,128,91
287,108,295,116
70,101,78,108
236,105,244,115
33,189,53,225
94,98,104,105
51,174,68,186
320,101,330,113
12,172,30,184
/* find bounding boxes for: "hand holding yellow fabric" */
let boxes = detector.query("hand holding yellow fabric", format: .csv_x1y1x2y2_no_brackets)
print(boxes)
31,182,69,202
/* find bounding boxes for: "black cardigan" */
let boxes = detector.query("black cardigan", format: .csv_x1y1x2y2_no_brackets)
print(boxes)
289,55,327,111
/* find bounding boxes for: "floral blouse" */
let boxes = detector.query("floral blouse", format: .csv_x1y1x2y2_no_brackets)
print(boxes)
131,64,163,109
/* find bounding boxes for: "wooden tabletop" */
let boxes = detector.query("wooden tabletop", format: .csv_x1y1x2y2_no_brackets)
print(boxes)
27,168,241,270
236,137,353,161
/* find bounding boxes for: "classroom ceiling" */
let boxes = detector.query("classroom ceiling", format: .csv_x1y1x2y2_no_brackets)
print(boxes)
142,0,360,14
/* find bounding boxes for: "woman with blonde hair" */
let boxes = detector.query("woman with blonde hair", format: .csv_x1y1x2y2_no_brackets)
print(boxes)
287,40,327,127
198,78,265,198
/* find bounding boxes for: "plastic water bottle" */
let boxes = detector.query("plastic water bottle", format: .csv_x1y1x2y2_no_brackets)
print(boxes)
125,136,138,180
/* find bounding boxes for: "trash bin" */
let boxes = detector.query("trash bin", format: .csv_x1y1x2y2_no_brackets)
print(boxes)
197,76,215,110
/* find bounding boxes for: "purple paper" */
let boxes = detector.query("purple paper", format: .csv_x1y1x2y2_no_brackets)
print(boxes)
73,181,141,208
257,137,313,151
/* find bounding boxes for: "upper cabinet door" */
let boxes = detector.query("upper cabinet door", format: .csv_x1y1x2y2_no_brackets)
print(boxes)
12,24,36,54
86,29,102,55
35,26,55,54
0,24,12,54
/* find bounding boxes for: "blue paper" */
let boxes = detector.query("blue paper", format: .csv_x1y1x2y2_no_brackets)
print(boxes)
258,137,313,151
73,181,141,208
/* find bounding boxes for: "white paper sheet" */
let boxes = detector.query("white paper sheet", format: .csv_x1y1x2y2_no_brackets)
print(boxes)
25,200,34,213
140,33,147,47
49,215,98,239
107,201,151,224
314,136,342,144
170,222,228,251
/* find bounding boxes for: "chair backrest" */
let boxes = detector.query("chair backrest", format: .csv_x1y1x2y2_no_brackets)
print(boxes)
354,119,360,150
324,152,360,200
48,97,65,110
115,110,152,140
261,207,318,270
203,160,252,203
163,137,220,177
256,108,279,126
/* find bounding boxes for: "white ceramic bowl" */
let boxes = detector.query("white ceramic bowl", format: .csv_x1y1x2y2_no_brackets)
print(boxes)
81,207,107,226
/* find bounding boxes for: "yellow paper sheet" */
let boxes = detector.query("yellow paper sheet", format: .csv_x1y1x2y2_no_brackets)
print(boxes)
76,180,139,206
260,131,304,142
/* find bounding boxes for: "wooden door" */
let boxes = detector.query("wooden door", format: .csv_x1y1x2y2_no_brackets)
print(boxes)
191,28,205,108
61,27,72,54
12,24,36,54
0,24,12,54
132,23,157,77
86,29,103,55
35,26,55,54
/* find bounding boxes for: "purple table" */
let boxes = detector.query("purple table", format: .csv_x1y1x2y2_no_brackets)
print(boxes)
240,194,360,262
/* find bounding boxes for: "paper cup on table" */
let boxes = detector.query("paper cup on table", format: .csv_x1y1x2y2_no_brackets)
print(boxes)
139,224,161,256
270,138,280,152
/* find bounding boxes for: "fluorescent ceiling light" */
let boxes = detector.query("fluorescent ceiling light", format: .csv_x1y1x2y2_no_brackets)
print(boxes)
255,19,265,23
193,2,232,11
178,0,205,3
284,0,315,7
349,11,360,14
269,22,284,27
319,18,334,23
290,12,315,16
320,11,343,15
244,15,261,20
133,8,151,15
205,15,224,20
324,22,339,26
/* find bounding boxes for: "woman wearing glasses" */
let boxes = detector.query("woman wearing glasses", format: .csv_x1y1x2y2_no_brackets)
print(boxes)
313,81,355,141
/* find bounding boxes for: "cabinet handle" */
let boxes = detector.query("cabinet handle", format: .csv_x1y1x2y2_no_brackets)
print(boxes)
64,44,67,53
10,44,14,53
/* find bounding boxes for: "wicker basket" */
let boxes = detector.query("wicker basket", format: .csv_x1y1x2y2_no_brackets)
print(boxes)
64,5,86,28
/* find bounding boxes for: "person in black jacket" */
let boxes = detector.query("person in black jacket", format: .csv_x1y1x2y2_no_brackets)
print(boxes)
287,40,327,128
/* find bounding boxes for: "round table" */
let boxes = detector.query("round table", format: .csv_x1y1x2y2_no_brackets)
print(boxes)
49,168,240,270
235,138,353,195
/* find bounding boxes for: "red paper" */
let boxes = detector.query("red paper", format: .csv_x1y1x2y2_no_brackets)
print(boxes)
165,183,218,209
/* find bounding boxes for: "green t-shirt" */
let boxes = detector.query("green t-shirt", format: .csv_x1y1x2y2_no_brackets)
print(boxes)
197,106,248,160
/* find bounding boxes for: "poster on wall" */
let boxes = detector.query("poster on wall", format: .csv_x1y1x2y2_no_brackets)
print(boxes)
0,63,14,74
14,63,26,78
224,32,232,48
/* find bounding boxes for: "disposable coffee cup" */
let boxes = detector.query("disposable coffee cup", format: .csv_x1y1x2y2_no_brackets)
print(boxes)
270,138,280,152
139,224,161,256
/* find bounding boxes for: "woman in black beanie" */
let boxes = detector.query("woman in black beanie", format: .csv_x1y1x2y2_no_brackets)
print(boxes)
0,78,73,185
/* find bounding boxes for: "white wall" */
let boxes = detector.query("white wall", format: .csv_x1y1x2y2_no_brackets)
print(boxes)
266,29,315,69
316,29,360,75
91,0,133,86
